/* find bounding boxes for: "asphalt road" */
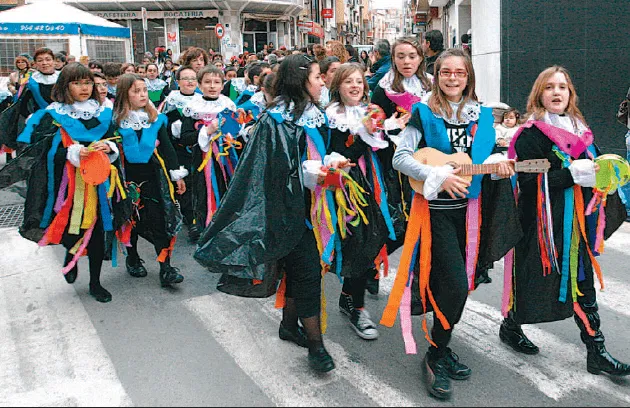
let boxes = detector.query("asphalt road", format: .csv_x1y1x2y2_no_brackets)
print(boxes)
1,191,630,406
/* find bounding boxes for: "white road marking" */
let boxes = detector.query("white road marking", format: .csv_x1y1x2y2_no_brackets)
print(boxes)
184,293,416,407
0,229,132,407
378,264,630,403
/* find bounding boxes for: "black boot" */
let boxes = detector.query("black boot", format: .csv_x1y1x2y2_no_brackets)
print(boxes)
474,265,492,286
444,347,472,380
89,283,112,303
575,303,630,377
126,256,148,278
188,223,201,244
63,252,78,284
159,261,184,287
499,313,539,355
307,342,335,373
422,348,452,400
279,321,308,348
366,269,380,295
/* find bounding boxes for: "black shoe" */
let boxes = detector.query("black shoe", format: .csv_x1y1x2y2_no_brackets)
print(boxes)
444,348,472,380
126,256,148,278
64,265,78,284
366,275,380,295
349,309,379,340
423,352,452,400
499,320,539,355
339,293,355,317
587,343,630,377
188,223,201,244
308,346,335,373
159,264,184,287
89,284,112,303
474,268,492,286
279,322,308,348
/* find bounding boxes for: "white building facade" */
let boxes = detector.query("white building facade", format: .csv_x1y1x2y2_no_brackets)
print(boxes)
60,0,306,62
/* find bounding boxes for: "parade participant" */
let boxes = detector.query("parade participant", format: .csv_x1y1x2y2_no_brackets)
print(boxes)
136,65,147,79
93,72,113,109
382,48,520,400
182,47,209,73
224,67,237,82
8,63,130,303
195,54,359,373
501,66,630,376
326,40,348,63
160,59,174,82
88,61,103,74
234,63,271,106
161,66,201,242
0,48,60,153
122,63,136,75
103,62,121,101
112,74,187,287
179,66,237,240
318,56,340,107
54,53,66,71
7,56,31,98
145,63,169,105
326,63,392,340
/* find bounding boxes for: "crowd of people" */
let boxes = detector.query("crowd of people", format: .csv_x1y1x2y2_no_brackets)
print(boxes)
1,30,629,402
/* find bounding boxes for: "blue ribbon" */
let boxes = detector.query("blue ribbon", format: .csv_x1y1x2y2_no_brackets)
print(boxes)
370,151,396,241
40,130,62,228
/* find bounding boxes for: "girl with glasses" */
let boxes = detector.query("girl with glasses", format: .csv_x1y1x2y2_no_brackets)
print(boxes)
6,63,129,303
160,66,202,242
384,48,519,400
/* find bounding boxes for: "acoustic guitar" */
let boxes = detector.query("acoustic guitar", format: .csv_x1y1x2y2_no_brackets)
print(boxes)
408,147,551,194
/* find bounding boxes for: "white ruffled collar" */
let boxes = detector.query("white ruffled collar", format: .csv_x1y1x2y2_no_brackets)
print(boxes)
46,99,106,120
249,91,267,111
268,101,326,129
245,84,258,93
102,98,114,109
31,70,60,85
145,78,168,92
119,109,151,130
182,95,236,119
326,103,367,133
163,91,201,112
107,84,117,96
326,103,389,149
378,70,431,98
540,111,589,136
432,99,481,125
0,89,12,100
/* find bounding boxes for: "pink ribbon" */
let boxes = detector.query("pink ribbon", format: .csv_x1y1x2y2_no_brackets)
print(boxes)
400,284,417,354
465,198,481,290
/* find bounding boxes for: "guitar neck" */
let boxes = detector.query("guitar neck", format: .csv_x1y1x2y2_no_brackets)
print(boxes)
458,163,515,176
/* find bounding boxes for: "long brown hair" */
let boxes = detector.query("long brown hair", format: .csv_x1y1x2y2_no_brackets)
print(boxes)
526,65,586,125
428,48,478,121
329,63,369,107
14,56,29,72
391,37,432,93
113,74,158,127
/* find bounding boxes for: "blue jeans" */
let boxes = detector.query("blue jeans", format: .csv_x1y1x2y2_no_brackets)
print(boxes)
619,131,630,215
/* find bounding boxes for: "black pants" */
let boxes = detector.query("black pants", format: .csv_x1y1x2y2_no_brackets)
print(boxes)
342,267,373,309
281,228,322,319
428,207,470,351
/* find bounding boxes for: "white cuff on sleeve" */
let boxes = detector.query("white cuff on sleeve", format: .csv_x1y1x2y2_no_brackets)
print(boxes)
66,144,82,167
357,128,389,149
302,160,323,191
198,126,212,153
171,120,182,139
323,152,350,172
104,141,119,163
423,165,454,201
569,159,597,187
483,152,507,180
169,166,189,182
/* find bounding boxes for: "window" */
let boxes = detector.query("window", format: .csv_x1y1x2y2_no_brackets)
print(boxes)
244,20,267,32
0,38,69,76
86,39,127,63
179,18,219,54
130,19,164,62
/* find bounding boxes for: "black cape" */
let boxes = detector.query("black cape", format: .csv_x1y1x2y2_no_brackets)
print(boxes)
193,113,306,280
510,125,625,324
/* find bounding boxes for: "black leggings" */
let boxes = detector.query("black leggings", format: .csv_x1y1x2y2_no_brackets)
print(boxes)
342,267,374,309
428,207,470,351
281,228,322,319
63,221,106,287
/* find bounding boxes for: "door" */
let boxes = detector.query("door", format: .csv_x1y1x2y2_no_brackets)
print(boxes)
254,33,268,53
242,33,255,53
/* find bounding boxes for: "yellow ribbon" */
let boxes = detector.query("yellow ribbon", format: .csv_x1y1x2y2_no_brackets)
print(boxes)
81,185,98,229
155,150,176,202
68,171,85,235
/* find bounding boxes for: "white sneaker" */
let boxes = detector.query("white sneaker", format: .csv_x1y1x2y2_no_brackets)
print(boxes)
350,309,379,340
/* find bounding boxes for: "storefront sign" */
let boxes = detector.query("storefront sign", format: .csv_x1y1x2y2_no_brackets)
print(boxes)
297,21,324,39
322,8,334,19
167,32,177,42
93,10,219,20
0,23,79,34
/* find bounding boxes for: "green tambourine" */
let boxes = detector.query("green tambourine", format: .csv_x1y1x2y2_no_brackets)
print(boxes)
594,154,630,194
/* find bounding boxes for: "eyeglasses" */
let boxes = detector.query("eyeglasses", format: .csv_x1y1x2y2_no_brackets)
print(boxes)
180,77,197,82
439,70,468,79
94,82,108,89
70,80,94,87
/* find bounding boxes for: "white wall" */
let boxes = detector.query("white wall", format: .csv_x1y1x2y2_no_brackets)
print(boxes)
471,0,501,104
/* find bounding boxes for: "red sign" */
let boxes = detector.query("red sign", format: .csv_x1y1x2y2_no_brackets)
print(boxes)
167,32,177,42
298,21,325,38
322,8,334,19
215,23,224,39
414,13,427,23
